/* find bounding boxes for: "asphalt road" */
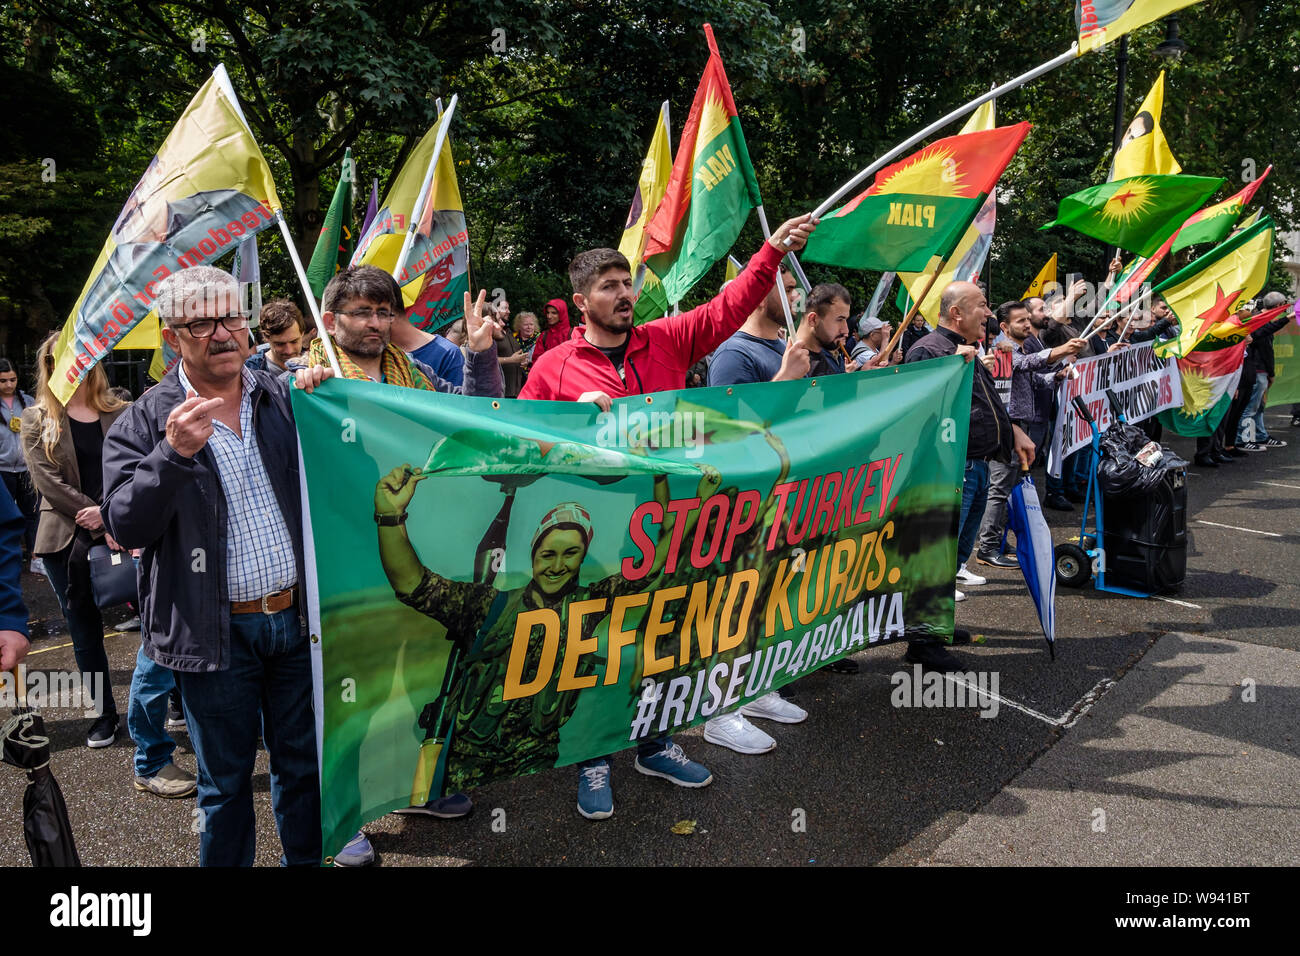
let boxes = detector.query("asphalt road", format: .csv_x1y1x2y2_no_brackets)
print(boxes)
4,412,1297,867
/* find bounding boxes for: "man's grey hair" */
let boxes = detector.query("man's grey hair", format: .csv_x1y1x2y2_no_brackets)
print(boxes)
154,266,240,323
1261,291,1288,309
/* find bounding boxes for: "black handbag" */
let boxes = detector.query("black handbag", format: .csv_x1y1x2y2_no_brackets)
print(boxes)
86,543,139,610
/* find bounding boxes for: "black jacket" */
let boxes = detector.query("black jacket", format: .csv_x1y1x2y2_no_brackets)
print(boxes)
102,367,304,672
1247,313,1292,377
1128,318,1176,343
905,326,1013,462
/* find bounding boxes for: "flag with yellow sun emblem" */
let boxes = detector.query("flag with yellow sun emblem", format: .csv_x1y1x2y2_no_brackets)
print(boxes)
1042,173,1221,256
802,122,1031,273
1158,298,1292,437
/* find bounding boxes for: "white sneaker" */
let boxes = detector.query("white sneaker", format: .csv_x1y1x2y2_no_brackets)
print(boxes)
956,564,986,587
740,691,808,724
955,588,967,603
703,712,775,754
28,557,45,576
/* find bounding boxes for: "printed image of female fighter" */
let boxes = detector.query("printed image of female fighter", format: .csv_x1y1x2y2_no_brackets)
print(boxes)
374,464,719,791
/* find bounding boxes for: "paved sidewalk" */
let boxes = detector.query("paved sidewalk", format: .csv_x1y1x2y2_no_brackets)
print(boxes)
924,632,1300,866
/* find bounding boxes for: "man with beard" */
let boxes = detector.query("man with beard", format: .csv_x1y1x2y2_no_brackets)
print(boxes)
795,283,860,378
301,265,502,394
519,212,817,816
707,266,810,389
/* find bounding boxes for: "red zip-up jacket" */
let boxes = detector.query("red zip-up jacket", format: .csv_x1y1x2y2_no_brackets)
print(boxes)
519,242,783,401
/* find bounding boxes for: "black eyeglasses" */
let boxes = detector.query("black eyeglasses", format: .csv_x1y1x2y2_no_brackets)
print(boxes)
170,314,250,338
336,308,398,322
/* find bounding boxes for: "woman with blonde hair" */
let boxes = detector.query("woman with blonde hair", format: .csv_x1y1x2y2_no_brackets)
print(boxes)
21,333,128,747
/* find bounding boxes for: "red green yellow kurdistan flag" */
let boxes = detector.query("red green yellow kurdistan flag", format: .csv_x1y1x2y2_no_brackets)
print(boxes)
1172,165,1271,252
894,100,1000,323
1041,173,1221,256
1076,1,1207,55
803,121,1031,274
1152,215,1275,360
619,102,673,325
1109,70,1180,181
1158,300,1293,437
638,24,762,324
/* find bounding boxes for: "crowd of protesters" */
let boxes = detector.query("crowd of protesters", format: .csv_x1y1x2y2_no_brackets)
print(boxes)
3,213,1295,866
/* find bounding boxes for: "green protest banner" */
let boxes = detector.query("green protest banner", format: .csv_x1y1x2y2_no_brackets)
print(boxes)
1268,312,1300,406
292,356,973,860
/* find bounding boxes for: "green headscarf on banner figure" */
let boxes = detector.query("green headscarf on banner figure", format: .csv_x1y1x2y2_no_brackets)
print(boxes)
293,356,973,861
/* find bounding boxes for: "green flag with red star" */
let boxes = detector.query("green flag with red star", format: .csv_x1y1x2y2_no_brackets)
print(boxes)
1041,174,1222,256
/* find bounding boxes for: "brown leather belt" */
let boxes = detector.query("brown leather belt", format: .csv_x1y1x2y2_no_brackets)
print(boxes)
231,586,298,616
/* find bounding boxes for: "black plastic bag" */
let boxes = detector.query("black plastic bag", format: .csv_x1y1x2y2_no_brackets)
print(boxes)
1097,422,1167,495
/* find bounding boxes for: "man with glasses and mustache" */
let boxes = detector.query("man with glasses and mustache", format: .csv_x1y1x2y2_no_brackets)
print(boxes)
101,265,501,867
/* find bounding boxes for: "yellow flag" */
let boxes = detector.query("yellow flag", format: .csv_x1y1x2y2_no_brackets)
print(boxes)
1023,253,1058,300
897,100,997,322
50,68,282,403
1110,71,1181,181
352,106,467,312
1153,216,1274,360
113,313,160,350
619,101,673,268
1077,1,1205,56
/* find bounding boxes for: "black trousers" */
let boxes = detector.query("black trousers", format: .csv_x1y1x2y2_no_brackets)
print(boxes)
1,469,38,557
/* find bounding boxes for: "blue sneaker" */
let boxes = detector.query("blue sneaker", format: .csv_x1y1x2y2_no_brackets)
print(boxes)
577,761,613,820
634,743,713,788
333,831,375,867
393,792,474,818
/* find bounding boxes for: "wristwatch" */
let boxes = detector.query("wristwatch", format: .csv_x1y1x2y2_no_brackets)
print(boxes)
374,510,408,526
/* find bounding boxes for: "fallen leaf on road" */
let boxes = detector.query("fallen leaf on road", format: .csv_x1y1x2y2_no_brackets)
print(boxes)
671,819,697,835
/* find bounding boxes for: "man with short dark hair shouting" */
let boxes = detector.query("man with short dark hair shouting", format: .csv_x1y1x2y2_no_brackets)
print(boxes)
517,212,817,819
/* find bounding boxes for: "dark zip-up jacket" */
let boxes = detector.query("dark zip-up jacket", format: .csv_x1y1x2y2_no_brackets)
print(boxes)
905,325,1013,462
101,366,305,672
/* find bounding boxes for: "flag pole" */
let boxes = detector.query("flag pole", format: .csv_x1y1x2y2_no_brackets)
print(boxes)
756,204,798,340
276,213,343,377
786,44,1079,245
393,95,459,287
210,64,344,377
880,253,952,360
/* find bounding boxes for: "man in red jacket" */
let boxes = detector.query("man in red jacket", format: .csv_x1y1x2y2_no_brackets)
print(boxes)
513,213,815,820
520,214,816,407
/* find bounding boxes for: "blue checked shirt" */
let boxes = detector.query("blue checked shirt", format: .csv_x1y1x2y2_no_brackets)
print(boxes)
178,363,297,601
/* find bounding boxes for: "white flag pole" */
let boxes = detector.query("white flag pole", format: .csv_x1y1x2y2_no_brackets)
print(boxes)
756,204,798,340
786,44,1079,245
392,95,458,287
211,64,342,376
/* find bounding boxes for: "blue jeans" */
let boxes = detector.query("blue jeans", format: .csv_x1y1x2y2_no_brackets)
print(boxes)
957,459,990,568
1237,372,1269,443
43,544,117,718
175,608,320,867
128,642,176,777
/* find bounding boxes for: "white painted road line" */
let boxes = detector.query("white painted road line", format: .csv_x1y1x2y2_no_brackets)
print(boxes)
943,675,1064,725
1154,596,1203,609
1259,481,1300,491
940,674,1118,729
1195,519,1282,538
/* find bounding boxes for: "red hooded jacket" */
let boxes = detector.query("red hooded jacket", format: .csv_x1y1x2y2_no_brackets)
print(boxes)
532,298,574,362
519,243,783,401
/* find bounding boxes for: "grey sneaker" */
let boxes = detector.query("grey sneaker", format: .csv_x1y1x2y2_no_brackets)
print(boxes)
134,762,197,798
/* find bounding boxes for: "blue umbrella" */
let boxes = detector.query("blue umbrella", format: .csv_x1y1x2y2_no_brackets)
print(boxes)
1005,471,1057,659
